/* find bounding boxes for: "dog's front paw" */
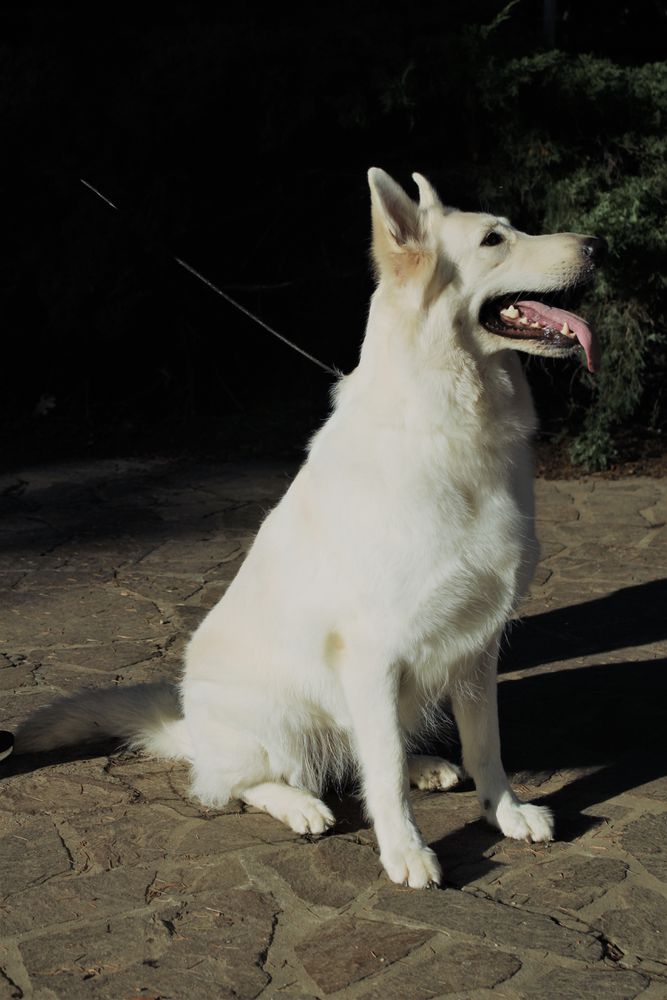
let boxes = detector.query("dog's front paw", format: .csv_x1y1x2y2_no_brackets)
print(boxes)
285,798,336,836
492,798,554,843
408,755,463,792
381,844,442,888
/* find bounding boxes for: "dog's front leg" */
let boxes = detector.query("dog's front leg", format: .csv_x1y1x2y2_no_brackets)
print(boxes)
451,641,554,843
340,661,441,888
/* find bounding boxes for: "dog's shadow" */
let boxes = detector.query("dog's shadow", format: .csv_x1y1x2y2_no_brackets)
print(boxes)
423,577,667,883
496,577,667,788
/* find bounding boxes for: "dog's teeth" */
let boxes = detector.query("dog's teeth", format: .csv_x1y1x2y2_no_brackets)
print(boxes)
519,316,529,325
561,322,574,337
500,305,519,319
530,322,541,329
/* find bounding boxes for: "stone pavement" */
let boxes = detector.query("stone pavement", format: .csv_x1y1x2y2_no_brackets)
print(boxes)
0,459,666,1000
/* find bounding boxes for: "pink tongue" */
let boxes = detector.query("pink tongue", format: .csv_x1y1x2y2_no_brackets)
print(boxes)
518,301,600,373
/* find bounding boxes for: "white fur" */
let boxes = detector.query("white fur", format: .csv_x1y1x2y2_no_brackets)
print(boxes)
14,169,602,888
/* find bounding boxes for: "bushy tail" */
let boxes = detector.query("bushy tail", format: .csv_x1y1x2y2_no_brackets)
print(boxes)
13,682,192,760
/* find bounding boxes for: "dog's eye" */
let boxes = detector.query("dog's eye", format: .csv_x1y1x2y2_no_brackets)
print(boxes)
481,231,504,247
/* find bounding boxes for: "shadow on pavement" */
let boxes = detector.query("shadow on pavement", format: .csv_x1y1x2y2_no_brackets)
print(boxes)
501,577,667,670
429,652,667,884
0,460,293,554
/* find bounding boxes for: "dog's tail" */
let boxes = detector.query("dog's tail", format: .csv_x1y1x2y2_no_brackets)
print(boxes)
12,682,192,760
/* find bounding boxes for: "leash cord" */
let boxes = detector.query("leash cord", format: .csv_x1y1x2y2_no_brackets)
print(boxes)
80,178,340,378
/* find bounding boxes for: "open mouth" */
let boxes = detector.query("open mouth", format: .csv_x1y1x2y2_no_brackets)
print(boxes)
480,292,600,372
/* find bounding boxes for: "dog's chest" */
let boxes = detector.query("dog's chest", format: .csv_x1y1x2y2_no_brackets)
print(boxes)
393,446,538,665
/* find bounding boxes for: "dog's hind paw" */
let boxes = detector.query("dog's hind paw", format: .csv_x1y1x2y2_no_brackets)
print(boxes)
493,799,554,843
381,844,442,889
408,754,463,792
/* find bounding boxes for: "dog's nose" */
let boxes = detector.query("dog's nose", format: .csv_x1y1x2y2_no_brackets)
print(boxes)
581,236,607,262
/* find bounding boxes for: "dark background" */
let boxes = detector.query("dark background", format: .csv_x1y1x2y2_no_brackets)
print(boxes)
2,1,666,470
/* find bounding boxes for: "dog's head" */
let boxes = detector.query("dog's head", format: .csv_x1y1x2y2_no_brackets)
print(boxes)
368,168,605,373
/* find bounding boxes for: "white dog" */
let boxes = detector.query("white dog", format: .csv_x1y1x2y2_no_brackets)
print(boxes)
14,169,605,888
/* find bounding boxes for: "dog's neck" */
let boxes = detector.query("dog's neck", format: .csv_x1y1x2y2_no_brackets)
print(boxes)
339,287,537,447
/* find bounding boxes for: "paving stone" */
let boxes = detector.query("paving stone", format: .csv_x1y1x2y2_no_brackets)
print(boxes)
73,804,182,869
356,940,521,999
1,855,249,937
409,789,555,888
295,916,433,994
19,910,175,989
167,603,208,632
14,565,116,590
0,769,130,816
104,756,202,817
33,656,171,689
535,497,579,523
628,777,667,801
169,811,301,854
20,888,277,999
0,816,73,895
154,887,277,997
0,661,35,690
0,686,65,751
598,885,667,963
374,887,603,961
522,966,649,999
267,837,383,907
135,537,245,575
493,855,629,911
263,994,318,1000
0,586,166,650
620,813,667,881
144,855,249,900
0,867,153,936
113,570,205,609
409,788,483,846
69,967,239,1000
0,977,19,1000
76,805,295,870
0,569,28,589
30,639,165,674
549,552,667,585
0,955,27,1000
195,579,232,610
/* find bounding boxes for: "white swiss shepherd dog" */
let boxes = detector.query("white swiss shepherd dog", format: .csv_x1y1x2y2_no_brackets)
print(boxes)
14,169,605,889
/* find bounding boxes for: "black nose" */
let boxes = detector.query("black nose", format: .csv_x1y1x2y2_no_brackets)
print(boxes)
581,236,607,262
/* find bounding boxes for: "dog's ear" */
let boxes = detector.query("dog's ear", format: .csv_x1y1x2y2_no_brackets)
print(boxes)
412,173,443,211
368,168,433,283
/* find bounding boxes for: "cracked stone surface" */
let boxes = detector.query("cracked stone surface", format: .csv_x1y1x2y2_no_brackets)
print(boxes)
1,459,666,998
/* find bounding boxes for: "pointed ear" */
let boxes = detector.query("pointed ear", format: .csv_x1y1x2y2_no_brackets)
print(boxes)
368,167,432,282
412,172,443,211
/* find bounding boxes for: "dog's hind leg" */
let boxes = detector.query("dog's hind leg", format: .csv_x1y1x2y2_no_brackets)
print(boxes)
400,674,463,793
407,755,463,791
184,680,335,833
241,782,335,835
451,639,554,843
184,683,270,808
